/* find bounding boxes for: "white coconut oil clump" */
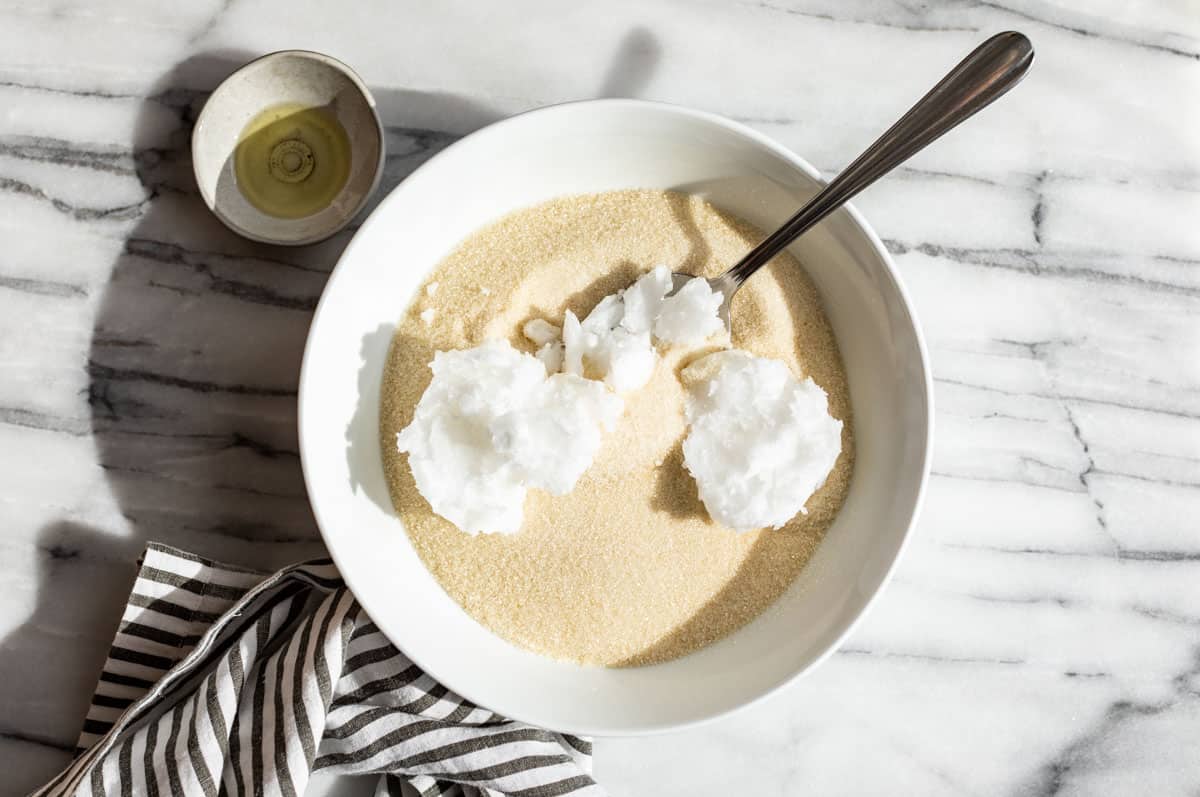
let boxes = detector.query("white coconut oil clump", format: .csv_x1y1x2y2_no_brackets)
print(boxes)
522,318,565,372
399,266,833,538
527,265,725,392
681,350,842,532
654,277,724,344
396,340,622,534
620,264,673,334
562,300,656,393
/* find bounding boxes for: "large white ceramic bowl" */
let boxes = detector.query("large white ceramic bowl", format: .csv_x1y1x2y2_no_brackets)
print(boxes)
299,99,932,735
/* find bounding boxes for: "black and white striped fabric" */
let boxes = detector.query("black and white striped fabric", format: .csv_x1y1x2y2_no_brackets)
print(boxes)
34,543,603,797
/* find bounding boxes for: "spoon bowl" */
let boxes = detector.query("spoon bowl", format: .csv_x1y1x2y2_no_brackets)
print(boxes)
669,271,736,330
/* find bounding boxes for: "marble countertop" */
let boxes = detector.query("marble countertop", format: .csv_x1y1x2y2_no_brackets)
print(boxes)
1,1,1198,794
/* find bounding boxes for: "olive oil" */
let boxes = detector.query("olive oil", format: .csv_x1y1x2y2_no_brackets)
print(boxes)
233,103,351,219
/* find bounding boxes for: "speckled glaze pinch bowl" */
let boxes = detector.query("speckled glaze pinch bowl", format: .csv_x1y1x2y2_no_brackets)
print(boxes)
299,100,932,735
192,50,384,246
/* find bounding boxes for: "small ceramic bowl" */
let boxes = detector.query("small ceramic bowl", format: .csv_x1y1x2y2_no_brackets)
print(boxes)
192,50,384,246
298,100,933,735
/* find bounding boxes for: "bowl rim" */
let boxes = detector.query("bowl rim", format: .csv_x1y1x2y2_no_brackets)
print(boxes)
190,49,385,247
298,97,934,735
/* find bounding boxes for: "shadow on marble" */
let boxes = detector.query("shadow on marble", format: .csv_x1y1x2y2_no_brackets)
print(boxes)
7,32,664,785
83,25,663,569
597,26,662,98
82,52,511,574
0,522,136,795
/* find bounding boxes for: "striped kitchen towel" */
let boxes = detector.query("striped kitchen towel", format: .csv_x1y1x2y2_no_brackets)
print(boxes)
33,543,603,797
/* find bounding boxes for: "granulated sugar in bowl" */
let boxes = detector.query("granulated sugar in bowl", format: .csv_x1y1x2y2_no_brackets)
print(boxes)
298,99,932,735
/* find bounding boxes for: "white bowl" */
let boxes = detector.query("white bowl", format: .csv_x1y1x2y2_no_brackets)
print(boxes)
298,99,932,735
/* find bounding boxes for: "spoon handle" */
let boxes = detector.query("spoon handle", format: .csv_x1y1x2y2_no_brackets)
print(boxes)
722,31,1034,287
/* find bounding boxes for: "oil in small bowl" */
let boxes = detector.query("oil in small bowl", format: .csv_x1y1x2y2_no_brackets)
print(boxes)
233,103,352,219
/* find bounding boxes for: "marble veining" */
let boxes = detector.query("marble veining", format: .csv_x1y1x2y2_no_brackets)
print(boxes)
0,1,1197,795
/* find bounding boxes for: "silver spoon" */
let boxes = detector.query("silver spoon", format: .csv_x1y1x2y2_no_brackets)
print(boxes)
675,31,1035,328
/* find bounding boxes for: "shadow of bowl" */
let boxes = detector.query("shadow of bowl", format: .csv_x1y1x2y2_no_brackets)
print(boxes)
86,50,506,570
